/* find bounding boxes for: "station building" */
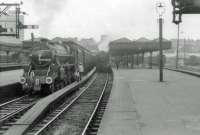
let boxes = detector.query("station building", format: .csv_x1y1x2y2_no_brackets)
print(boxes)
0,10,24,40
0,11,24,63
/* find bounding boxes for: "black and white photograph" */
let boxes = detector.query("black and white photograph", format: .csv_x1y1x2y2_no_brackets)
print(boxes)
0,0,200,135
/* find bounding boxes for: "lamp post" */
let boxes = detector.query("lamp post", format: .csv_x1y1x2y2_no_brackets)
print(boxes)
156,2,165,82
180,31,186,66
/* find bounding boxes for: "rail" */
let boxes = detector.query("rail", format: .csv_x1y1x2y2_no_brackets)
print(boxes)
26,74,97,135
81,73,109,135
0,95,27,108
0,96,40,134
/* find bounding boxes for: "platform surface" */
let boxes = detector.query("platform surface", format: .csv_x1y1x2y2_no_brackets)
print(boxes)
0,69,23,86
98,69,200,135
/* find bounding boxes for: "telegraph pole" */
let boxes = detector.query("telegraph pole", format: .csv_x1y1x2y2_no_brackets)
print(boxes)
15,5,20,38
31,32,34,51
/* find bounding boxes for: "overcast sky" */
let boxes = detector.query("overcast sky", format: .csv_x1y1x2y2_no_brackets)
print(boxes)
5,0,200,41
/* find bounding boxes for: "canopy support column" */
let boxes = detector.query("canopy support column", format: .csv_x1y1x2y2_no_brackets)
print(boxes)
131,54,134,69
6,50,10,64
136,53,139,66
142,52,145,68
126,55,129,68
149,51,153,69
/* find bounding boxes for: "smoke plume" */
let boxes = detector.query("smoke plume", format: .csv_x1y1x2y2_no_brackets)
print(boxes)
31,0,68,36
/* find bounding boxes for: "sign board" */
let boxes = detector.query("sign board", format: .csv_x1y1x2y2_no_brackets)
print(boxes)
19,25,39,29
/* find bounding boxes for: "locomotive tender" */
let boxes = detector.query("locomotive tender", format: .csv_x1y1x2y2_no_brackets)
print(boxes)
20,39,94,95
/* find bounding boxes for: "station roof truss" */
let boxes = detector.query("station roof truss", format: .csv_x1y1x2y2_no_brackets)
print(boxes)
109,39,171,56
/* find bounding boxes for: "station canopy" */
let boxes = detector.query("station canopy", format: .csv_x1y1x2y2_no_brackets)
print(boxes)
0,37,22,52
109,37,171,56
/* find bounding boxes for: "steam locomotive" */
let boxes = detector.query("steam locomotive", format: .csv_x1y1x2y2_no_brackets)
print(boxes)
20,39,94,95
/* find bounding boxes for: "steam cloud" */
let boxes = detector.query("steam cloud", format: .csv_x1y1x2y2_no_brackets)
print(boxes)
31,0,68,36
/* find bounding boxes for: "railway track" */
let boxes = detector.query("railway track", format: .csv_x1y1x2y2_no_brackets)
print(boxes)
0,95,40,135
81,73,113,135
23,73,110,135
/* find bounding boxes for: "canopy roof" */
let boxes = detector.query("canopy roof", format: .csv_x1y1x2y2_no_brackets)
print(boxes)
109,38,171,55
0,40,22,52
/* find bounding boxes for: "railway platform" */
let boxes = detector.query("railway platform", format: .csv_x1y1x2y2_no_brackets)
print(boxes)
0,69,23,86
98,69,200,135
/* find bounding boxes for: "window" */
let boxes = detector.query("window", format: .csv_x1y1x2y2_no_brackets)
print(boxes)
10,28,13,32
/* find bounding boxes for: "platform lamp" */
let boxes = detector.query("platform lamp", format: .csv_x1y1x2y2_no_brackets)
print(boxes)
156,2,165,82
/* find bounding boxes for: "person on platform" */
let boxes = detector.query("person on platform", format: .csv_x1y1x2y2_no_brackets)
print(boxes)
78,63,84,80
75,70,80,81
115,61,119,70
